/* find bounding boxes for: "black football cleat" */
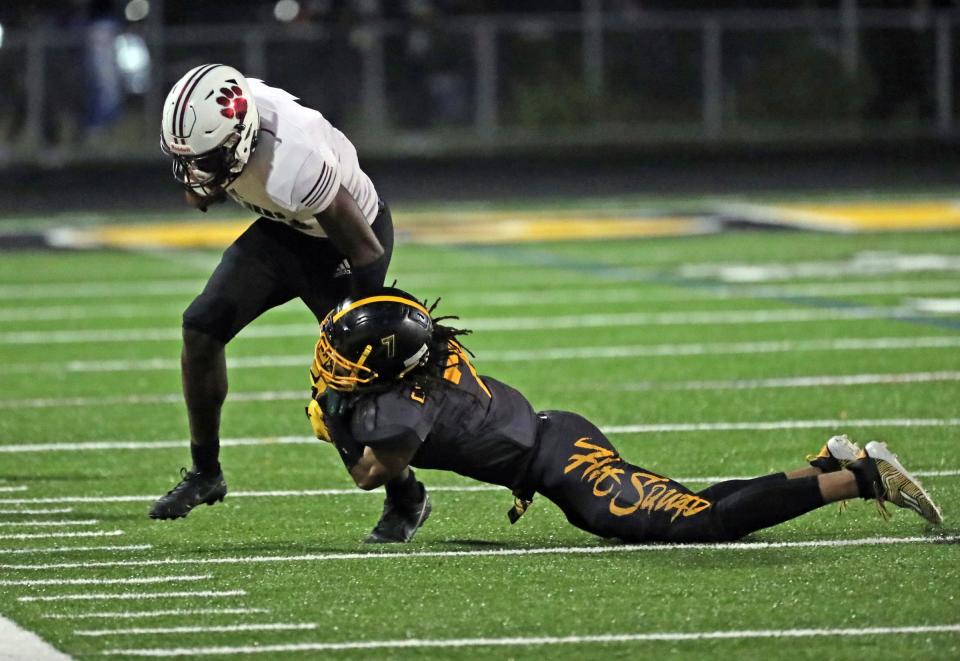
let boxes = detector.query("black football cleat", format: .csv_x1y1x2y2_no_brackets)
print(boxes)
149,467,227,520
364,482,431,543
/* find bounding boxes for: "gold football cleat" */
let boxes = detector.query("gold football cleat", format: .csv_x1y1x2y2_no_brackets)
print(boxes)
863,441,944,526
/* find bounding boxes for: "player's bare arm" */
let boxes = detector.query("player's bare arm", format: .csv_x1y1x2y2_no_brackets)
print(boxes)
315,186,386,294
349,442,418,491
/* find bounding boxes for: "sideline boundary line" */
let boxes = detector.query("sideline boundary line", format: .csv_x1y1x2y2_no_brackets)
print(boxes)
0,614,70,660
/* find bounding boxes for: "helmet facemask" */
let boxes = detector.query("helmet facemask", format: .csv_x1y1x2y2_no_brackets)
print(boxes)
313,328,378,392
162,127,255,197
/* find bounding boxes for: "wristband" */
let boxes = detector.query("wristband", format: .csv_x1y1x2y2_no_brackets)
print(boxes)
350,253,387,298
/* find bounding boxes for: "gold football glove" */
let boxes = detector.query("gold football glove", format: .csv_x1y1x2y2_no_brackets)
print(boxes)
305,399,333,443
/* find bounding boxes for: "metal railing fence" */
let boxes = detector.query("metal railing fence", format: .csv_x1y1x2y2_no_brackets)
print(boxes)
0,8,958,166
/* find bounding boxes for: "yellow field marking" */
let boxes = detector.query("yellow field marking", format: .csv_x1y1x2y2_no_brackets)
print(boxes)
402,216,709,244
87,220,251,249
770,201,960,231
71,213,711,249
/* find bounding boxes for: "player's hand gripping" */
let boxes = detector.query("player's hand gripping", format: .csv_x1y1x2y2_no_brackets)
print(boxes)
306,398,334,443
306,369,354,442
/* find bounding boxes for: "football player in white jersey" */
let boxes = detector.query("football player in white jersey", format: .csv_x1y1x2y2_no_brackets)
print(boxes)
150,64,430,543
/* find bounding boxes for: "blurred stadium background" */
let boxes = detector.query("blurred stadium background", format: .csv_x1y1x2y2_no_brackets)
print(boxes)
2,0,960,214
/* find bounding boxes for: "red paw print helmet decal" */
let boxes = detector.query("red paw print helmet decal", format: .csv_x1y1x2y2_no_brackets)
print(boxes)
216,85,248,123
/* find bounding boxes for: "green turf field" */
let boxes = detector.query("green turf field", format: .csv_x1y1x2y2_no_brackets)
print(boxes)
0,213,958,659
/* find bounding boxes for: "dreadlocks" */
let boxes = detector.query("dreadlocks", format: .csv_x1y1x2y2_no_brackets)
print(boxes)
409,299,476,389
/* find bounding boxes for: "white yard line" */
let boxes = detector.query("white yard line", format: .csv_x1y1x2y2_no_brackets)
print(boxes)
617,371,960,392
679,251,960,282
0,437,316,452
0,486,503,506
0,614,71,661
0,544,151,556
1,416,959,458
3,253,957,300
910,297,960,313
6,368,960,411
466,308,958,330
0,574,212,587
0,486,27,492
483,336,960,361
4,535,956,572
4,335,960,377
1,471,956,508
17,589,246,603
0,393,200,409
603,418,960,433
4,279,959,322
0,530,123,541
0,279,204,300
0,507,74,514
43,607,269,621
470,279,960,305
1,306,957,345
0,303,184,323
100,623,960,656
0,519,98,527
0,267,560,302
76,622,316,637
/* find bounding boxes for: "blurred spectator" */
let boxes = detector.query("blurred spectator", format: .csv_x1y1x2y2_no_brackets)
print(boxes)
389,0,471,129
84,0,124,132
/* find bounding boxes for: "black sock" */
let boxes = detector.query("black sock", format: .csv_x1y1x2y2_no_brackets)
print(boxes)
190,442,221,475
385,470,420,503
713,476,824,540
847,458,880,500
697,472,787,501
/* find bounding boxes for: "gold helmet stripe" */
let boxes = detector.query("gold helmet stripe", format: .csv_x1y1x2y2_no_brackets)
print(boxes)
332,295,430,323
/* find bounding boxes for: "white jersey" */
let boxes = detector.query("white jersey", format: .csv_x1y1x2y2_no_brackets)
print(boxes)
226,80,379,238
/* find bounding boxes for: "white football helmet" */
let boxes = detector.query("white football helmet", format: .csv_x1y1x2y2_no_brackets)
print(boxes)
160,64,260,196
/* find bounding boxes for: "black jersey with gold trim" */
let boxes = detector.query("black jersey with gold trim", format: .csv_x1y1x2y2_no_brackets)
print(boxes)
348,346,538,490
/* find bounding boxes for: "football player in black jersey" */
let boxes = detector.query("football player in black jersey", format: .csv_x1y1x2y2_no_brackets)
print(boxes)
306,289,943,544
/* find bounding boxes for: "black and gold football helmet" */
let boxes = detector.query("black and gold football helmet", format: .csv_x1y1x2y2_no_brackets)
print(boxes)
312,288,433,392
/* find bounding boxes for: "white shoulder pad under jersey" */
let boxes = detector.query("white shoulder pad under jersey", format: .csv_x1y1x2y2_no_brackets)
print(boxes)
226,80,379,238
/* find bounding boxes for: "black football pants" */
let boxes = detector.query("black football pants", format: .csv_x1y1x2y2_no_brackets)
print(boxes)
529,411,824,543
183,202,394,343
